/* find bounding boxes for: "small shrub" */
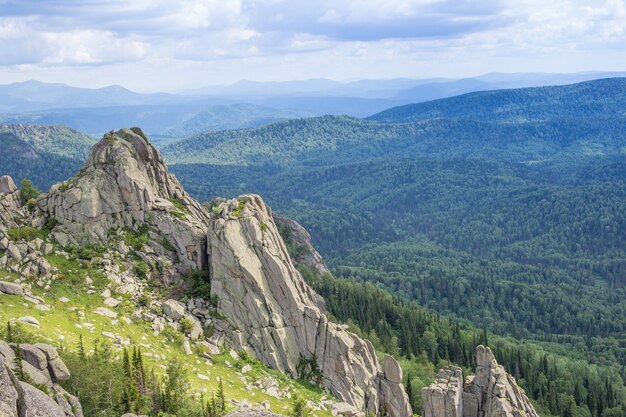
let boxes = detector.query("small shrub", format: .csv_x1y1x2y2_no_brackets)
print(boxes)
133,261,150,279
231,200,246,219
288,394,311,417
7,227,41,242
19,179,40,205
189,269,211,299
137,294,151,307
179,317,194,335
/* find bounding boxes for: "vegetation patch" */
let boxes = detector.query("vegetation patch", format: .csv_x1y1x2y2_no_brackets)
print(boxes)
231,200,246,219
6,226,44,241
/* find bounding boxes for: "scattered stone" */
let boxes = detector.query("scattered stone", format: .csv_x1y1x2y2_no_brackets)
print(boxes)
103,297,121,308
183,339,193,355
100,288,111,298
162,299,186,321
0,281,23,296
94,307,118,318
241,364,252,374
18,316,40,327
101,331,115,339
59,297,70,303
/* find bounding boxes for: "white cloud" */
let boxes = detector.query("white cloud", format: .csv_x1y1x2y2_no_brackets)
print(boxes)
0,0,625,89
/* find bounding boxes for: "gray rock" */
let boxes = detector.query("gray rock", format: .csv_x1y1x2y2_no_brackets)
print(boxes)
48,357,71,381
162,299,186,321
21,382,66,417
207,194,411,417
0,362,19,417
6,244,22,262
0,176,17,194
94,307,118,318
17,344,48,371
103,297,121,308
422,346,539,417
383,355,403,384
17,316,40,328
0,281,23,296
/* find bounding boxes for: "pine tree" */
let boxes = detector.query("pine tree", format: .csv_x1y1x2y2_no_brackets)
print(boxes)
78,334,86,360
405,372,414,409
216,379,225,416
14,343,25,380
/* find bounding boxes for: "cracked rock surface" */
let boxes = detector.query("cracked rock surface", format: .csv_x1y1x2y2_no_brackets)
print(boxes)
208,195,412,417
422,345,539,417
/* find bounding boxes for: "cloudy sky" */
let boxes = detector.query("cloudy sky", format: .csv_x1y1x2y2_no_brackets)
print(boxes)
1,0,625,91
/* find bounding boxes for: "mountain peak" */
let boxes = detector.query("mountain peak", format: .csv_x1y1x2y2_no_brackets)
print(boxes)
39,127,209,269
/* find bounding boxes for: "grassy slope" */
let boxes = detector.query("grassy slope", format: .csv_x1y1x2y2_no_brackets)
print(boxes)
0,247,331,417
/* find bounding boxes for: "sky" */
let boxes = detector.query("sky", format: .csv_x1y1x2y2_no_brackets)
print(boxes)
0,0,625,92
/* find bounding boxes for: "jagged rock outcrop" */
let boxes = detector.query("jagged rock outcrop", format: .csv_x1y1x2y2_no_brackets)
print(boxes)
37,127,210,269
207,195,412,417
422,345,539,417
273,214,329,276
0,338,84,417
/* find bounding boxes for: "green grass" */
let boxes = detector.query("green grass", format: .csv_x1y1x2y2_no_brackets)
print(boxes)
231,200,246,219
7,227,46,241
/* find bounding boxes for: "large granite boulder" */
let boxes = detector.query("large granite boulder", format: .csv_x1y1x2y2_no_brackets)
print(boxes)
208,194,411,417
0,339,84,417
37,128,210,269
422,345,539,417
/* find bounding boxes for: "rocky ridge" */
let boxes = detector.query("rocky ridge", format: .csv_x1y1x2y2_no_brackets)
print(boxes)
422,345,539,417
0,338,83,417
0,127,412,417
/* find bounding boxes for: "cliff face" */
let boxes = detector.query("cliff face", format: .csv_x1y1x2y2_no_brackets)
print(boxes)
0,339,83,417
207,195,411,417
422,346,539,417
2,128,412,417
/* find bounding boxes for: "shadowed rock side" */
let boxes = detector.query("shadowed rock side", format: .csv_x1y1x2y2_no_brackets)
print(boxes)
422,346,539,417
37,128,210,270
207,195,412,417
0,339,84,417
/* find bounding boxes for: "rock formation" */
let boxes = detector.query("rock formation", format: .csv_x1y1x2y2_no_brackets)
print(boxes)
273,214,329,276
422,345,539,417
37,127,209,269
0,338,83,417
207,195,412,417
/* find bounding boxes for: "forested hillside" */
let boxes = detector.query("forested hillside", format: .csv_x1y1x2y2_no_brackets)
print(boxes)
0,124,96,189
369,77,626,123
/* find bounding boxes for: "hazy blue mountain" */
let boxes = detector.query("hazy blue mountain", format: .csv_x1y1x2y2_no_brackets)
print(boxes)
0,80,178,112
163,103,311,137
369,77,626,123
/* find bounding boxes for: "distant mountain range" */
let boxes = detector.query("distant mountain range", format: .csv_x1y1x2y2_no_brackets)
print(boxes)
2,72,626,137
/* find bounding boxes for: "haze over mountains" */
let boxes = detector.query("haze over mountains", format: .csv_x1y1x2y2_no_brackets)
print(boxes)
2,71,626,138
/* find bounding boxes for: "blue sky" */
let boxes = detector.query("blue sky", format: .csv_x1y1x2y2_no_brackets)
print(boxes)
0,0,625,91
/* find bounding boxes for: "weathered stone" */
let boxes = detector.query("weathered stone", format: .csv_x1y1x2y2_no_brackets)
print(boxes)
21,382,66,417
17,316,40,327
94,307,118,318
162,299,186,320
0,176,17,194
383,355,403,384
422,346,539,417
0,362,18,417
0,281,23,296
48,357,71,381
18,344,48,370
208,194,411,417
103,297,121,308
37,128,210,270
